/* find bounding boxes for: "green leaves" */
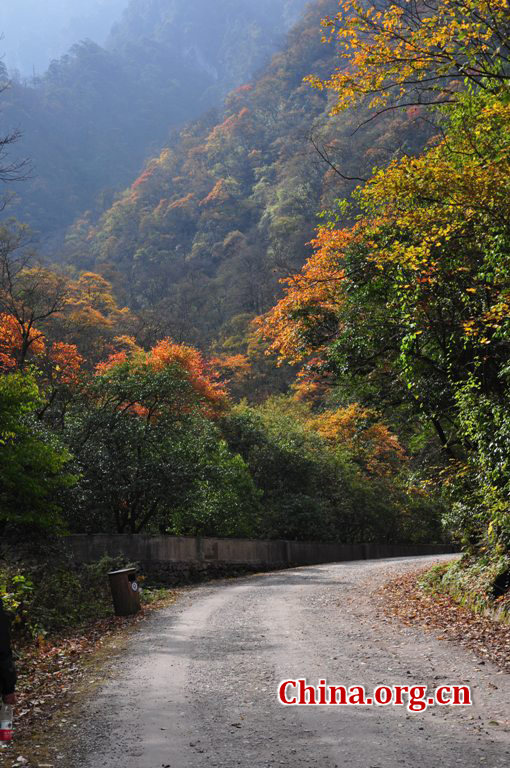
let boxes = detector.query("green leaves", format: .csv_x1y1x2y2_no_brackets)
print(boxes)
0,372,75,530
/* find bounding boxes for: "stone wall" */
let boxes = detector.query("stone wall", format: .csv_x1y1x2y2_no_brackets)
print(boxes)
63,535,456,586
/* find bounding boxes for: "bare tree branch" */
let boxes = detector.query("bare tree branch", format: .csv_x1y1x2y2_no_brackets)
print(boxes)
309,133,368,183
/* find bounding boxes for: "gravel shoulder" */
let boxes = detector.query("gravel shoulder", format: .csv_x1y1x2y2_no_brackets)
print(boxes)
67,556,509,768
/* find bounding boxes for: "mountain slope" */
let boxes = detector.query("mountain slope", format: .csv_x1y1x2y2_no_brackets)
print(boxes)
63,0,429,352
1,0,308,238
107,0,309,107
0,0,126,75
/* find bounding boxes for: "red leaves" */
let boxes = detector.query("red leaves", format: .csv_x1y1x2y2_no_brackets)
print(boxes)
95,336,227,418
0,313,46,371
48,343,83,385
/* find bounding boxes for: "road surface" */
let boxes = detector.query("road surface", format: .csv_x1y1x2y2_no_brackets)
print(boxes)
72,556,509,767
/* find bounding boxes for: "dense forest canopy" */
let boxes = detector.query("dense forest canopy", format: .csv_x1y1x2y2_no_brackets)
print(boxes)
61,0,430,355
0,0,444,549
260,0,510,563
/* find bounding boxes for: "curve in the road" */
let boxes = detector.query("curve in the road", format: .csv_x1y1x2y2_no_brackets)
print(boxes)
72,556,510,768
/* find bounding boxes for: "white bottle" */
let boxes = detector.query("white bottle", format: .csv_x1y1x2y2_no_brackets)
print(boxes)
0,703,13,744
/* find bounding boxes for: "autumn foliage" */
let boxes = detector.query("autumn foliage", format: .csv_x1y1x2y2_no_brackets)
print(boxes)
308,405,406,478
5,0,507,556
307,0,510,114
256,228,351,363
259,0,510,558
0,312,45,370
96,337,227,416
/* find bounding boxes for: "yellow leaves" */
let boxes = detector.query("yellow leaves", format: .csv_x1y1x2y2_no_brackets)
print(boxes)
255,229,353,363
112,335,141,354
463,320,478,336
306,0,510,114
308,404,407,477
304,74,324,91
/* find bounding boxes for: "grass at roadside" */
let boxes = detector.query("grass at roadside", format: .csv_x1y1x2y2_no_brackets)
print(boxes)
421,556,510,623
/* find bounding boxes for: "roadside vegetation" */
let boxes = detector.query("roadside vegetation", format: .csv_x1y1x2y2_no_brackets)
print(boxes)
381,564,510,673
0,260,441,544
258,0,510,606
422,558,510,623
0,553,178,767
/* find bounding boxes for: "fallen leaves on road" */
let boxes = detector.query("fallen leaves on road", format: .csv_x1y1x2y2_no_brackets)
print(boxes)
3,590,178,767
378,569,510,673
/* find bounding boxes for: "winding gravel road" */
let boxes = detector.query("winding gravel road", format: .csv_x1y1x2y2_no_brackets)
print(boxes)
73,556,509,768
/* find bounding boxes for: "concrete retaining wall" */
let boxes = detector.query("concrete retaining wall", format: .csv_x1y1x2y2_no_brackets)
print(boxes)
64,535,455,585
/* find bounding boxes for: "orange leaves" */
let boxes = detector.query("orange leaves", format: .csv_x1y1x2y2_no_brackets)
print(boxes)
200,179,231,207
94,350,128,375
48,343,83,386
169,192,194,211
95,335,140,374
209,354,251,387
96,337,227,417
292,362,335,406
308,404,406,477
256,228,352,363
130,161,158,195
0,315,83,388
150,339,227,412
0,313,45,370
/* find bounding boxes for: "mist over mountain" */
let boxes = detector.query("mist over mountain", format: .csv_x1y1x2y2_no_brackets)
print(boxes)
0,0,309,239
0,0,127,75
108,0,309,105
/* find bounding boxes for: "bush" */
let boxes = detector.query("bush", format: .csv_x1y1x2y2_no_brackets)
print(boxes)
0,555,134,639
420,555,510,622
0,371,75,532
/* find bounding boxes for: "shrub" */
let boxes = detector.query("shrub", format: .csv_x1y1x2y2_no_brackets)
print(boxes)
0,555,135,639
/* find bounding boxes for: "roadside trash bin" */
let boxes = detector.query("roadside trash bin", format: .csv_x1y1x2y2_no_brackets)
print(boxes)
108,568,141,616
0,703,13,743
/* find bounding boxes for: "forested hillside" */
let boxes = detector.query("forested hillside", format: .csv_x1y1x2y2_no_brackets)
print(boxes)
259,0,510,600
0,0,127,75
0,0,443,550
63,0,430,354
108,0,308,105
0,0,308,237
